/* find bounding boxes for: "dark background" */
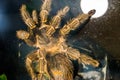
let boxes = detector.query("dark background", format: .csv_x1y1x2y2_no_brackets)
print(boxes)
0,0,120,80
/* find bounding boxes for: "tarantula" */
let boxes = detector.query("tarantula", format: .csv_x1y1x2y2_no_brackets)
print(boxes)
16,0,99,80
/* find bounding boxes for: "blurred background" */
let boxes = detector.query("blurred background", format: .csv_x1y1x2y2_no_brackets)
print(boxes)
0,0,120,80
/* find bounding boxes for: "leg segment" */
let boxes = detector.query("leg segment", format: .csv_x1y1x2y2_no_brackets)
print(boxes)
66,47,99,67
66,47,81,60
25,50,50,80
32,10,38,24
16,30,36,46
45,6,70,37
40,0,52,24
60,10,96,37
79,53,99,67
50,6,69,29
20,5,36,29
25,57,37,80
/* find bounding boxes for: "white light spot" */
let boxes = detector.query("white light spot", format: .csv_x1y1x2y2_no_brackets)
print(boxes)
80,0,109,18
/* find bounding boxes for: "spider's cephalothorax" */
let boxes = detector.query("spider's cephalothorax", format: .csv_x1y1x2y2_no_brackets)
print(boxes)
17,0,99,80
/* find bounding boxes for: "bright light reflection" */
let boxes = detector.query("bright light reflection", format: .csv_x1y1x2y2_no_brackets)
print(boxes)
80,0,108,18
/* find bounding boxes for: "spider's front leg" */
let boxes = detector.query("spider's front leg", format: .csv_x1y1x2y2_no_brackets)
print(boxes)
40,0,51,25
40,5,70,38
60,9,96,37
45,6,70,37
20,5,37,29
18,4,41,47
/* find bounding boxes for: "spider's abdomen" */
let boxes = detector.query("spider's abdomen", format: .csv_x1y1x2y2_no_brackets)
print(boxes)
46,53,74,80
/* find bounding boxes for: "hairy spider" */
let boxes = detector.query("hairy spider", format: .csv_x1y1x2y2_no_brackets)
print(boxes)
16,0,99,80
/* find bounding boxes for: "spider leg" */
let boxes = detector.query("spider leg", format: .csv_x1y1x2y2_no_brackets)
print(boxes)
45,6,70,37
16,30,36,46
60,9,95,37
66,47,81,60
16,30,30,40
38,57,50,79
25,57,37,80
66,47,99,67
32,10,38,24
50,6,69,29
39,0,51,25
36,50,51,79
20,5,36,29
25,50,50,80
79,53,99,67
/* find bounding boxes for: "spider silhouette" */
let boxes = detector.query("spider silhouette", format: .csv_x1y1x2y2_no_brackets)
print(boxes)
16,0,99,80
